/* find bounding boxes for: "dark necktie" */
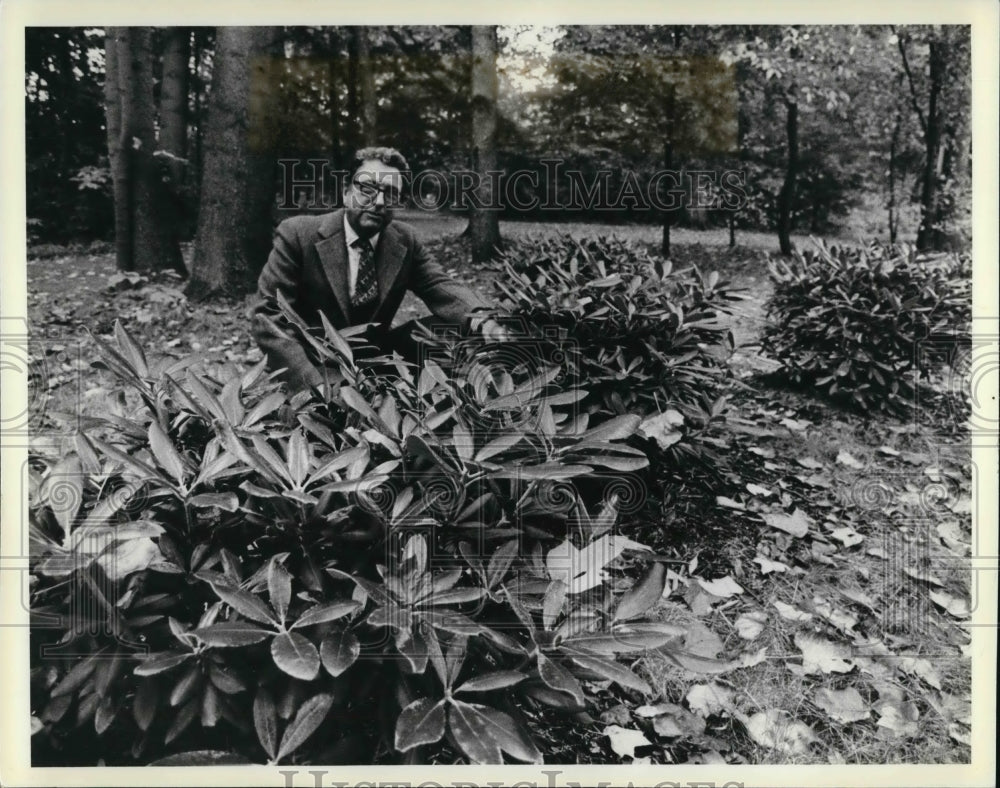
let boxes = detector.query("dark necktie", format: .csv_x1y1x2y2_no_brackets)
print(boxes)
351,237,379,321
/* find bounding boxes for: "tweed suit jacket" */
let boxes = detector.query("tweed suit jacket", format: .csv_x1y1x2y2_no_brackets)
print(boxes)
252,209,487,389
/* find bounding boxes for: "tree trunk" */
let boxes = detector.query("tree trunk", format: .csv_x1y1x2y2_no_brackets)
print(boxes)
351,26,376,147
104,28,131,271
661,30,681,258
469,25,502,263
159,28,189,184
916,39,945,251
187,27,281,299
888,114,900,244
661,137,673,258
776,95,799,256
105,27,185,274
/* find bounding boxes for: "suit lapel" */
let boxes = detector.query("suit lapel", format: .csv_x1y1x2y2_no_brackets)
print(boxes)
373,226,407,319
314,210,351,323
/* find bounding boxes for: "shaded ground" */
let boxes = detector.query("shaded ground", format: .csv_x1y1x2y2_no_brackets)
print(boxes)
24,218,972,764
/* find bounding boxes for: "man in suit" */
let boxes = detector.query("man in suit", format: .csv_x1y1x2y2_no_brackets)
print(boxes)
252,146,506,392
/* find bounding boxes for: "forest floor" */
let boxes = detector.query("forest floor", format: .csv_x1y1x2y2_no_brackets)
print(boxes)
23,217,974,765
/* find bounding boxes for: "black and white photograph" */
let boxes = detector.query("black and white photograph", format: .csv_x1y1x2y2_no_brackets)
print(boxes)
1,1,996,784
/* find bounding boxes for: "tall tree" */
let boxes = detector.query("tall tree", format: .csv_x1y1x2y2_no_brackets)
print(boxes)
895,25,971,251
103,27,186,273
469,25,502,263
186,27,281,298
349,26,377,148
158,28,189,184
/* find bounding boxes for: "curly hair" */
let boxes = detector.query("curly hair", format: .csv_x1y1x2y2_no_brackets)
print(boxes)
349,146,410,179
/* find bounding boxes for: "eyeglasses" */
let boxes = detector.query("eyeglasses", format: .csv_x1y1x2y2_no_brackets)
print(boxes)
352,178,404,206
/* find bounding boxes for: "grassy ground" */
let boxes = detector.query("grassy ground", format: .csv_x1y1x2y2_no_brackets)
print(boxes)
24,217,971,765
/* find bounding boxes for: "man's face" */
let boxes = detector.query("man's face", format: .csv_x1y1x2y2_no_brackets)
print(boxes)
344,158,404,238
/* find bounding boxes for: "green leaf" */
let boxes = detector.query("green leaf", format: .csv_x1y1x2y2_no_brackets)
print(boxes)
254,688,278,760
267,556,293,624
287,429,310,488
308,446,369,486
113,320,149,377
132,680,159,732
487,540,518,589
40,455,83,539
193,621,274,647
614,562,667,622
292,600,360,629
455,702,543,764
455,671,527,694
578,414,641,442
537,653,586,709
205,580,277,626
448,700,503,764
319,629,360,677
164,698,199,744
340,386,378,422
275,693,334,762
394,698,446,752
188,492,239,512
133,652,192,676
148,421,188,486
453,423,474,462
51,655,98,696
243,391,286,428
561,623,686,654
490,463,593,480
474,433,525,464
148,750,250,766
271,631,321,680
566,651,652,694
185,370,227,422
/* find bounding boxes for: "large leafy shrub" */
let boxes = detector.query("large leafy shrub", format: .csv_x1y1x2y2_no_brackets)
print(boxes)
761,241,971,413
29,319,686,766
482,235,740,467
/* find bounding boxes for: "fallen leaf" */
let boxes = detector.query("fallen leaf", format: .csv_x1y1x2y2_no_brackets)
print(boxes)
746,482,774,498
642,703,706,738
948,723,971,745
599,704,632,726
897,656,943,690
638,410,684,449
773,601,812,622
781,418,812,432
813,687,870,723
753,554,791,574
829,527,864,548
875,699,920,737
739,646,768,668
748,446,775,459
795,633,855,674
684,584,723,616
734,611,767,640
715,496,746,511
836,450,865,469
762,509,813,538
696,576,744,598
796,473,832,489
903,567,945,587
878,446,900,456
812,596,858,634
929,590,971,619
685,683,734,716
839,587,877,611
743,709,817,755
603,725,651,759
683,621,726,660
935,521,970,554
866,547,888,560
796,456,824,470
